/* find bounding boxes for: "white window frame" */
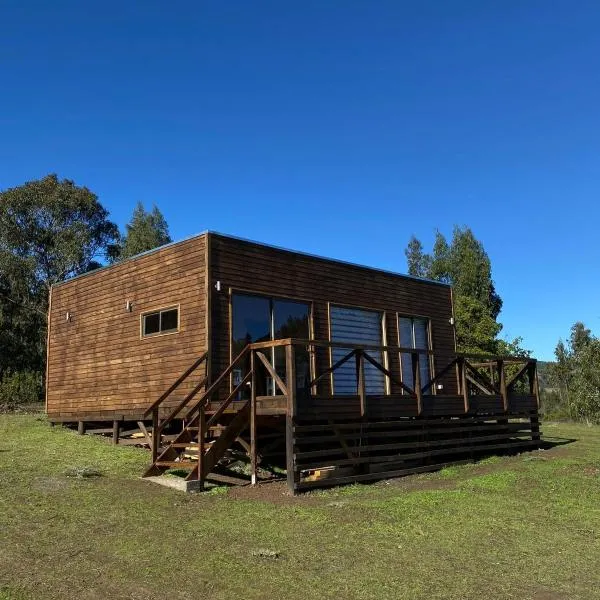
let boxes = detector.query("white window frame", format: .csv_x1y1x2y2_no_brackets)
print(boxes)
140,305,180,339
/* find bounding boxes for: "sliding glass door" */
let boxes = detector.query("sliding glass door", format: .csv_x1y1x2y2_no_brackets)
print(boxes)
398,316,431,391
231,293,311,397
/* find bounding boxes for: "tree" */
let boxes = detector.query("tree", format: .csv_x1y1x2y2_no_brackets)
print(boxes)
405,236,431,278
0,174,119,387
0,175,119,292
428,230,451,283
118,202,172,260
453,295,502,355
404,226,512,355
549,322,600,423
569,321,591,355
569,337,600,423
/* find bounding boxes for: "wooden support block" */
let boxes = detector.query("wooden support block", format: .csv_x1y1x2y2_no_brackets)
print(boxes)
112,420,120,445
77,421,85,435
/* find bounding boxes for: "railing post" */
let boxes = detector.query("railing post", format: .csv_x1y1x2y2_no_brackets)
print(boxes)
412,352,422,415
285,343,298,493
356,350,367,417
197,404,205,489
498,359,508,412
250,349,257,486
151,408,160,463
528,361,541,443
528,361,540,407
459,358,469,413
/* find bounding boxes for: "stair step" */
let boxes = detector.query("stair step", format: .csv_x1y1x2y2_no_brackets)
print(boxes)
186,426,225,432
170,441,215,449
155,461,196,469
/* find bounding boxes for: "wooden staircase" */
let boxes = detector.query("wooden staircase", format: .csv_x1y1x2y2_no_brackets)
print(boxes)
142,346,258,488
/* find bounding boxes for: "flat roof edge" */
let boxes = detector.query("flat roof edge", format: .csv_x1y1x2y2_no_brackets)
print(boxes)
53,229,451,289
52,231,210,288
208,231,452,288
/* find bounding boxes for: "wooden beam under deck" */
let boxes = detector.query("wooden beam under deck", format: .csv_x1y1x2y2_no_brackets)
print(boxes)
50,392,538,425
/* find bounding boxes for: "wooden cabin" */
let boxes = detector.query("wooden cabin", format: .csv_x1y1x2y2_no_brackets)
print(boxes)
46,231,540,492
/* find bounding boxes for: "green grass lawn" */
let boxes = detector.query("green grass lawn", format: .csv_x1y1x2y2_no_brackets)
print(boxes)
1,415,599,600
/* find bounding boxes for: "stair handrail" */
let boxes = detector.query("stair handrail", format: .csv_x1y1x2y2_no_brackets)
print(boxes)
143,351,208,418
179,345,252,423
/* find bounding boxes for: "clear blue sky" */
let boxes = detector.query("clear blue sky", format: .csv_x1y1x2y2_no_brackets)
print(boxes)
1,1,599,360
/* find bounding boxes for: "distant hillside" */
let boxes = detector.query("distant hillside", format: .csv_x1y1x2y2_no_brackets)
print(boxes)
537,361,555,390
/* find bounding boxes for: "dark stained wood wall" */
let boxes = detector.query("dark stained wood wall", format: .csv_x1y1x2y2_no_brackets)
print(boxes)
47,231,458,421
209,233,458,395
47,235,207,420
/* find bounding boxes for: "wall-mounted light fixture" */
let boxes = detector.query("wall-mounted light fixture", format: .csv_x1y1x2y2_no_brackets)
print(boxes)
126,300,133,312
449,317,455,325
215,280,221,292
65,311,72,322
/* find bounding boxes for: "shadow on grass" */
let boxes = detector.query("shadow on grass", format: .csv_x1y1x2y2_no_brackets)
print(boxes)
539,436,578,450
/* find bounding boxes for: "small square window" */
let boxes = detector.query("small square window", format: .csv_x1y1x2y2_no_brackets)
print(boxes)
142,307,179,337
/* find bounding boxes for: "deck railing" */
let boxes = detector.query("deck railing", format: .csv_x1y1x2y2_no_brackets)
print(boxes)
143,338,539,489
249,338,538,413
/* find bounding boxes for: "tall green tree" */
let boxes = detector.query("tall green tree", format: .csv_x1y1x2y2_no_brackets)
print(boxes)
550,322,600,423
118,202,172,260
0,174,119,379
404,226,514,355
405,236,431,278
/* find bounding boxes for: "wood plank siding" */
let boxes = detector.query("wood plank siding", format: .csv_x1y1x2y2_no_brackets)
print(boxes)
208,233,457,396
46,235,208,420
46,231,457,421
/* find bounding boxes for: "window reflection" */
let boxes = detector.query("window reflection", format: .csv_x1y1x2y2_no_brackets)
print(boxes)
399,316,431,392
231,294,311,398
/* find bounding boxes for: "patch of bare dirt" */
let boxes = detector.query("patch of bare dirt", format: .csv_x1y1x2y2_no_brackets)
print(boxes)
226,479,321,506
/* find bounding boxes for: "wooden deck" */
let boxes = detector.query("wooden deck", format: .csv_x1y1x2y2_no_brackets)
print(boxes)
127,338,541,492
53,338,541,492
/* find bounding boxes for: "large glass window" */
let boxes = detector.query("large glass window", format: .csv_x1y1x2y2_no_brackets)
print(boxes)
399,316,431,391
273,299,311,395
232,295,271,358
330,306,386,394
231,293,311,397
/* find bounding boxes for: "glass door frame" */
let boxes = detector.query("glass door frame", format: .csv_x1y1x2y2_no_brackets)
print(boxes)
396,312,435,395
228,287,315,396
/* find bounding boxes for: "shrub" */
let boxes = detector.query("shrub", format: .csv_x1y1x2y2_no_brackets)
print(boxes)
0,370,43,409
